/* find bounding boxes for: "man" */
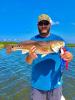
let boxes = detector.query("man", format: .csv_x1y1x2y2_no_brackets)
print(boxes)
26,14,73,100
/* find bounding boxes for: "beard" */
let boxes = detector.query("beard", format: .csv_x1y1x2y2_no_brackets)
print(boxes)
38,27,50,36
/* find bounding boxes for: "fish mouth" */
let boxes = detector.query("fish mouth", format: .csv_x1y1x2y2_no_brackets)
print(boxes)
50,41,65,53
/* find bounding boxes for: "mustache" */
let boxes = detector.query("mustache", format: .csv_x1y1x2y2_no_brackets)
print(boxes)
38,27,50,34
41,27,48,30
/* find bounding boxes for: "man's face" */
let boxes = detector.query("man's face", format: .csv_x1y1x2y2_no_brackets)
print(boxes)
38,20,51,36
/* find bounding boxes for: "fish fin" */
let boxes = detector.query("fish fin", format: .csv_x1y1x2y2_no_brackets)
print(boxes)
52,47,59,53
22,50,29,54
22,51,27,54
41,54,47,58
52,45,60,53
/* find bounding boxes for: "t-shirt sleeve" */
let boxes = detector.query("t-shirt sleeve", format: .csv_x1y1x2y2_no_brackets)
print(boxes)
30,36,36,41
54,35,64,41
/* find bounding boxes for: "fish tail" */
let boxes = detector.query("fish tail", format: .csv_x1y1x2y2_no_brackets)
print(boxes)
6,45,12,54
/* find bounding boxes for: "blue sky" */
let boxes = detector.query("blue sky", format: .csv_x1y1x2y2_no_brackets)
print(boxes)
0,0,75,43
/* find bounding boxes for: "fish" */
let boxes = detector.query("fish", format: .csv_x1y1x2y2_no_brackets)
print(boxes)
5,40,69,70
5,40,65,58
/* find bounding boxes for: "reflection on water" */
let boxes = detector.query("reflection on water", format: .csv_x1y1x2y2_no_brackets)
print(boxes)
0,48,75,100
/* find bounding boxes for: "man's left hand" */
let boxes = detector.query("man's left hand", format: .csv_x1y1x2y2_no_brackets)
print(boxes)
60,51,73,62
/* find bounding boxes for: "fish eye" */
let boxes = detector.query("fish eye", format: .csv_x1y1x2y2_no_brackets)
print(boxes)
12,46,14,48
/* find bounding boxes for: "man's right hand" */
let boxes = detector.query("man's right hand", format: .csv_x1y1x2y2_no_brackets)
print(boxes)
25,46,38,64
29,45,38,59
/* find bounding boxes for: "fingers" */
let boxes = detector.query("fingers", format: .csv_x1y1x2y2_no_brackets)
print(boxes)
29,46,36,53
31,52,38,58
61,51,73,62
62,57,72,62
29,46,38,59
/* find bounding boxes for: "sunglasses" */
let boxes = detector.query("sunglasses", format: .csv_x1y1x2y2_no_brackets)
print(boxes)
38,20,50,26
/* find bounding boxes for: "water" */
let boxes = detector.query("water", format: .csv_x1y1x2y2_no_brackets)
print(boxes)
0,48,75,100
62,48,75,100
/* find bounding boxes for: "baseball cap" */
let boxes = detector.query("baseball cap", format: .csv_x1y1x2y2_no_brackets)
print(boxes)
38,14,52,24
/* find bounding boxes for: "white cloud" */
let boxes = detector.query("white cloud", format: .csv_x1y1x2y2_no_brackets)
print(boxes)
72,23,75,25
50,19,60,25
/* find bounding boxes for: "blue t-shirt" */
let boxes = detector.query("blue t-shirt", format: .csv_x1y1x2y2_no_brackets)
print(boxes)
30,34,65,91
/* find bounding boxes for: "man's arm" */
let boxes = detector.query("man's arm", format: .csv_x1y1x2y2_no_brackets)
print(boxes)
26,54,34,64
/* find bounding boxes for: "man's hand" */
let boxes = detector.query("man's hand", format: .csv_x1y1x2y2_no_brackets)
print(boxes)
60,51,73,62
29,45,38,59
25,46,38,64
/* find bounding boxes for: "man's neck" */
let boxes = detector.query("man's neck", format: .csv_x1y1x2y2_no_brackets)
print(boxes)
39,33,50,37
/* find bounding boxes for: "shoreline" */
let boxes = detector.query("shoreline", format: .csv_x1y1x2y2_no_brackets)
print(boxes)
0,41,17,49
66,44,75,47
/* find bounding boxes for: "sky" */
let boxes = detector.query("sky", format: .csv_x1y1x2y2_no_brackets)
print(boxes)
0,0,75,43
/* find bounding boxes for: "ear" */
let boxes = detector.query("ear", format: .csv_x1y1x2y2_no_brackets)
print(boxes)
49,23,51,27
37,23,39,29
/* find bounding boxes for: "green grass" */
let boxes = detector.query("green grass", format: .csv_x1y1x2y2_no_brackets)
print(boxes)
0,41,17,49
66,44,75,47
0,44,4,49
0,41,17,45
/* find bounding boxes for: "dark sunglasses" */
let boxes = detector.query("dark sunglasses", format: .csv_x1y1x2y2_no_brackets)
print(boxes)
38,20,50,26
